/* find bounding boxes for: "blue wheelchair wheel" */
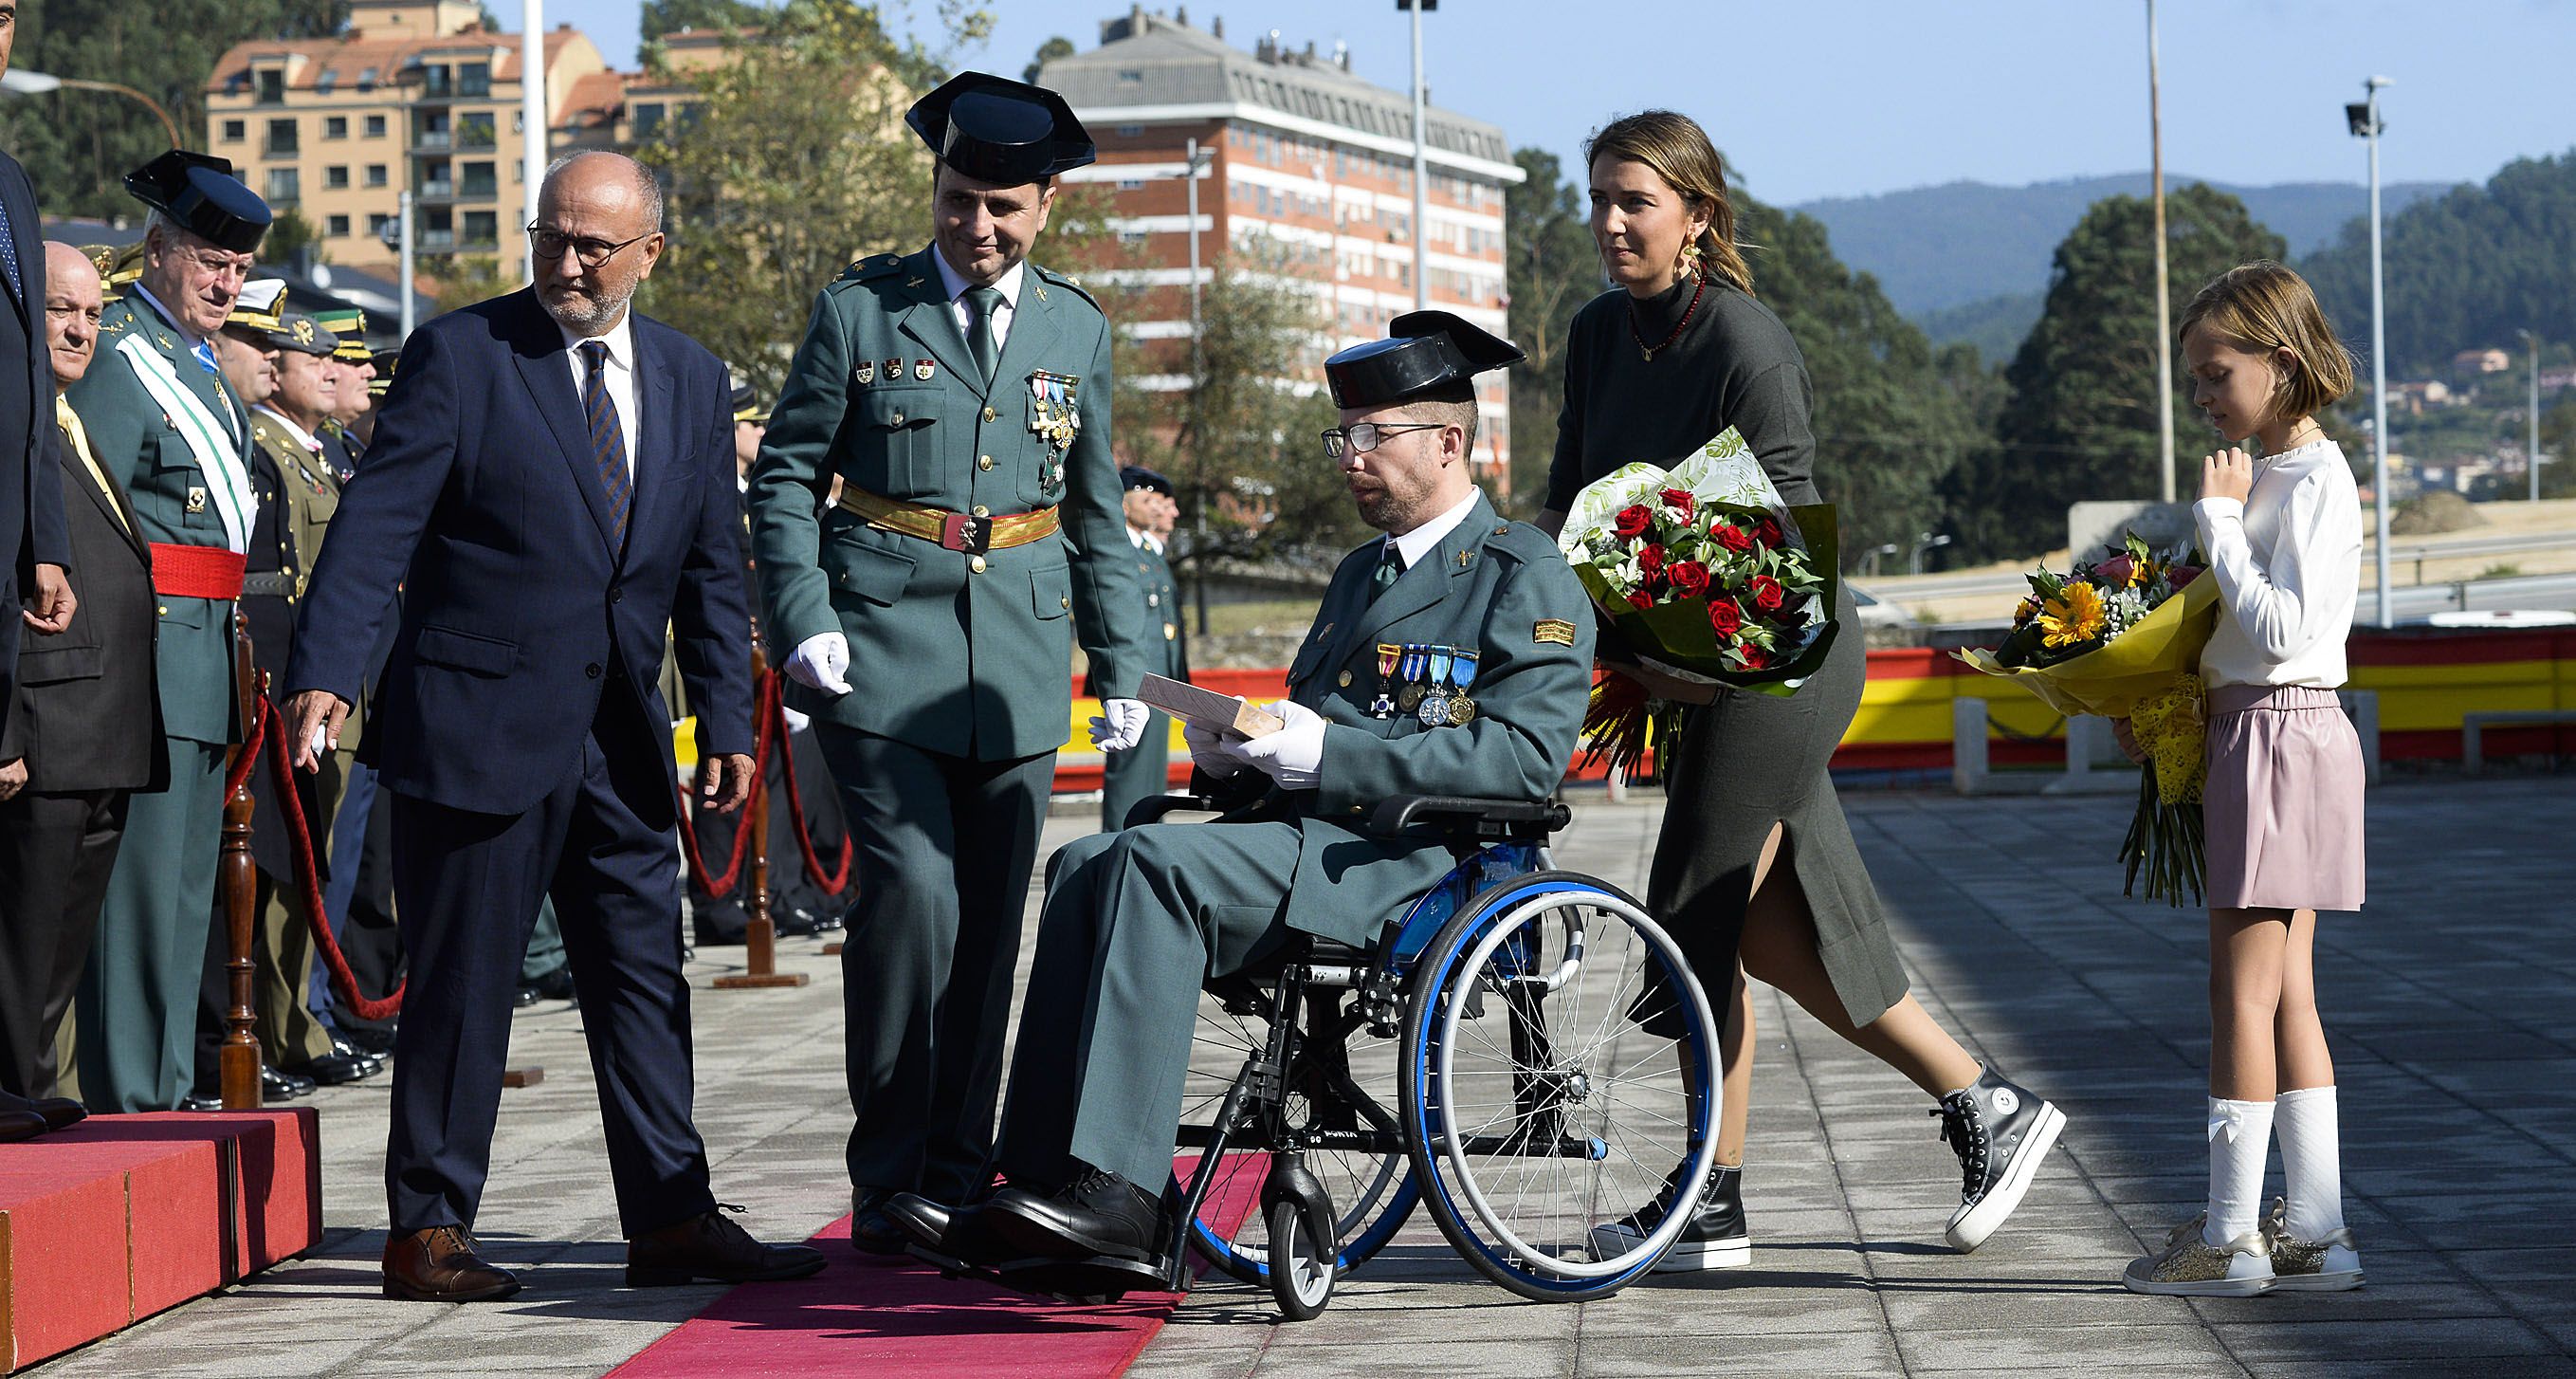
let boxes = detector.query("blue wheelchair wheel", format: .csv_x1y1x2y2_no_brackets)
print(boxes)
1399,872,1722,1302
1177,994,1418,1286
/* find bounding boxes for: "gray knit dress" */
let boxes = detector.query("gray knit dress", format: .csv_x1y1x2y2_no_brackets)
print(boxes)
1547,277,1910,1026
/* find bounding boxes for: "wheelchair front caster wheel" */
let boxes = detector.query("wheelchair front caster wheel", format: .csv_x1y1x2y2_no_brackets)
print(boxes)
1267,1199,1334,1320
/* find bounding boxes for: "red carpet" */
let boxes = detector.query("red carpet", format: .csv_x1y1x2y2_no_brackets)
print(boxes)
608,1158,1263,1379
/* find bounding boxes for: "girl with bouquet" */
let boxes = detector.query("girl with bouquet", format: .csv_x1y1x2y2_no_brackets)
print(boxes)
1538,110,2064,1269
2120,262,2367,1295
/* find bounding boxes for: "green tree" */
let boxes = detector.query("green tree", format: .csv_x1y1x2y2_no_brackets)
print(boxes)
2541,397,2576,500
1502,146,1599,519
1023,35,1074,85
1945,184,2286,563
263,206,322,265
642,0,771,43
632,0,978,399
0,0,346,221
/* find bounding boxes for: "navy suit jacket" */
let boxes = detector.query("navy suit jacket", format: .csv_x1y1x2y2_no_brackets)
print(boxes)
284,288,751,826
1,152,70,742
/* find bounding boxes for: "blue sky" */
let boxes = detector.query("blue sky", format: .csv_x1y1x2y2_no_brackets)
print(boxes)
537,0,2574,205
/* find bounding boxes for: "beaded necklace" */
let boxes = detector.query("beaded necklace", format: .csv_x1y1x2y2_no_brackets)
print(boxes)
1627,270,1708,362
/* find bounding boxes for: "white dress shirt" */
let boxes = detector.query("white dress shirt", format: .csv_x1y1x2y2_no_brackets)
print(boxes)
559,311,639,480
931,247,1024,353
1130,526,1165,556
1383,488,1484,572
2192,436,2363,690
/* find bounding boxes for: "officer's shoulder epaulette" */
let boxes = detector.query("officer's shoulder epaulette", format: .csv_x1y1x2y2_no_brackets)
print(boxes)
1030,263,1102,313
833,252,907,286
1478,520,1560,566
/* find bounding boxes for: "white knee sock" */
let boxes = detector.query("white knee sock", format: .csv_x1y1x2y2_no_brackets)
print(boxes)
2203,1096,2275,1247
2275,1085,2346,1241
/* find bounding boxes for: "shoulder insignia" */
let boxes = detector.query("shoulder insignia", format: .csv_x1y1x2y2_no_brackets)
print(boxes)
101,320,124,334
836,253,907,285
1535,619,1578,647
1031,264,1101,312
1493,524,1511,536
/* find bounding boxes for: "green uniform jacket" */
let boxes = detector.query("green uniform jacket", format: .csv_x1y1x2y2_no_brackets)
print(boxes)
1251,491,1597,948
64,295,247,747
1138,536,1187,681
748,246,1146,761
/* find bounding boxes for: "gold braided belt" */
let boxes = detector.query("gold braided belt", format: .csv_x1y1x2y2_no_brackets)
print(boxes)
834,487,1060,555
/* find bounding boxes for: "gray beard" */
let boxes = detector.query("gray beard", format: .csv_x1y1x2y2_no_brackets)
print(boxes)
544,284,634,336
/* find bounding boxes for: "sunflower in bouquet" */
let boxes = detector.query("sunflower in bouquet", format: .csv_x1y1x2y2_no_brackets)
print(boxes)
1957,532,2221,905
1558,429,1842,773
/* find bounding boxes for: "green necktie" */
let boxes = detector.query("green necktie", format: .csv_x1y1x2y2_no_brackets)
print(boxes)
963,285,1005,385
1369,542,1404,601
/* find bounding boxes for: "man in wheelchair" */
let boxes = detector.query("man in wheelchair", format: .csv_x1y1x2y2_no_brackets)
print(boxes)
884,313,1596,1287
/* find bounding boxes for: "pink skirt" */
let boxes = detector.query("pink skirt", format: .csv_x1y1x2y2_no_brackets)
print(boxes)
2203,685,2366,910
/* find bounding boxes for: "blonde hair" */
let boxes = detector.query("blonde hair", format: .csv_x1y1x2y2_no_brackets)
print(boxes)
1582,110,1754,295
2178,260,2354,422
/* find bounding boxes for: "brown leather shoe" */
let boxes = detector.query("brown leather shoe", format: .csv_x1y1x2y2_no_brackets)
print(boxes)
381,1225,523,1301
627,1207,827,1287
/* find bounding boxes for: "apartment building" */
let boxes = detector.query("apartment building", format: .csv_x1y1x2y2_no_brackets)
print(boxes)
203,0,623,280
1042,9,1524,480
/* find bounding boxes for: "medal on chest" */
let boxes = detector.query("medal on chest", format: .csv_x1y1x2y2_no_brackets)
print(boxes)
1372,643,1400,718
1397,644,1431,714
1028,370,1081,490
1417,646,1457,726
1445,650,1480,726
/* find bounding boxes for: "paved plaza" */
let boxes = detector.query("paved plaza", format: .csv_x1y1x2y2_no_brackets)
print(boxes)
31,774,2576,1378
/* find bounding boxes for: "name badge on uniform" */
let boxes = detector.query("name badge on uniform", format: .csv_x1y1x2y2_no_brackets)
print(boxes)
854,360,876,385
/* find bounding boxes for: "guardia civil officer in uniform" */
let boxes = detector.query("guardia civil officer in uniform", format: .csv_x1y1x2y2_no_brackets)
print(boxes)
65,152,268,1112
1094,464,1187,831
886,312,1598,1274
310,306,375,480
752,72,1151,1250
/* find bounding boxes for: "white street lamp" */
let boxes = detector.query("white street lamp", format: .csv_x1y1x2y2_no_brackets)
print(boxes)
0,68,181,147
2519,328,2544,503
2348,77,2393,627
1399,0,1432,312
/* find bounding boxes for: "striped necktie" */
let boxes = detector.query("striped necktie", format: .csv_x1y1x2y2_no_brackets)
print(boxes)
0,198,20,301
581,340,630,548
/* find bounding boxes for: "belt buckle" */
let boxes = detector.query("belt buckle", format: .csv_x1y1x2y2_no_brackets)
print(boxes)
940,511,993,555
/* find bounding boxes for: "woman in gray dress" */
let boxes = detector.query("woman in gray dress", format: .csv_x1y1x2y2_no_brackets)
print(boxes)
1539,111,2065,1269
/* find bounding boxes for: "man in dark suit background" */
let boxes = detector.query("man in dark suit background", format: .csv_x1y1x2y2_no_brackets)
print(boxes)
283,152,823,1302
0,0,79,781
0,243,155,1132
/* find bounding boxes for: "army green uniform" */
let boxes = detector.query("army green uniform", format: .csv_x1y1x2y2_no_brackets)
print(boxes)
750,246,1147,1200
1097,532,1187,831
67,291,250,1112
995,491,1595,1190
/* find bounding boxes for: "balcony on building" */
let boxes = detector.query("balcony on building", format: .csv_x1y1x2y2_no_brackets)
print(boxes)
411,111,452,154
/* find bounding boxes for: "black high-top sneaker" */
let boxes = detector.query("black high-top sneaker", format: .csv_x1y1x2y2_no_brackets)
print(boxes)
1589,1163,1751,1272
1932,1067,2066,1251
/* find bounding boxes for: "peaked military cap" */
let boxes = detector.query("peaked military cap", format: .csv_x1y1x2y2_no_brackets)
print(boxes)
1324,310,1526,409
273,313,341,358
730,379,768,425
370,346,401,395
1119,464,1174,498
906,71,1095,184
227,278,290,333
313,306,374,360
126,150,272,253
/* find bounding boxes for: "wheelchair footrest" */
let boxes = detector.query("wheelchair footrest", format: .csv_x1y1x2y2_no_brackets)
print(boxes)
906,1243,1174,1304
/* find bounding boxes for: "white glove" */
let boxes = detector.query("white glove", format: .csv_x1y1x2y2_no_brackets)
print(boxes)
1222,699,1325,789
1089,697,1151,752
782,631,852,696
1183,718,1248,778
779,705,812,734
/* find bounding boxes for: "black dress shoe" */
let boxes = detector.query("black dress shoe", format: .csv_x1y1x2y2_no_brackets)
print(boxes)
627,1207,828,1287
517,965,577,1005
179,1092,226,1112
28,1096,87,1131
0,1108,44,1143
281,1051,374,1087
261,1066,314,1102
849,1186,911,1258
691,910,749,947
983,1169,1165,1262
331,1039,387,1076
342,1024,397,1057
885,1192,1010,1266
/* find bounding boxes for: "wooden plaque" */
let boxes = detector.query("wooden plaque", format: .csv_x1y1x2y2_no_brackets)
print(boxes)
1135,673,1284,739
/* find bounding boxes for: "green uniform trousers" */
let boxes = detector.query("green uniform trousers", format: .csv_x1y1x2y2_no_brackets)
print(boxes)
818,726,1057,1202
80,736,226,1112
1097,709,1172,832
996,819,1309,1193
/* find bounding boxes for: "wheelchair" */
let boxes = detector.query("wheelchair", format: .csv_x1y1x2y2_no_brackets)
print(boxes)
1142,790,1724,1320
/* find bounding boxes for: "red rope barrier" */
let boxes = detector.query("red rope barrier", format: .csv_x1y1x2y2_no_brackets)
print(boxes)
249,696,405,1021
774,695,852,897
675,670,776,898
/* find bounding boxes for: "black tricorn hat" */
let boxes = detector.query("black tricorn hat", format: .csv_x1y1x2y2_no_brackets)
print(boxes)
125,150,271,254
1325,310,1526,410
1119,464,1174,497
907,71,1096,185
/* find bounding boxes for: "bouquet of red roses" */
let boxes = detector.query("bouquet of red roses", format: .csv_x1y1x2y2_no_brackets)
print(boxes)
1558,429,1843,770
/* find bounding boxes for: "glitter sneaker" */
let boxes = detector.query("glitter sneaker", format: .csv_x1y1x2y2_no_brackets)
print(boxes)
1932,1067,2067,1251
2122,1213,2275,1296
2264,1197,2364,1292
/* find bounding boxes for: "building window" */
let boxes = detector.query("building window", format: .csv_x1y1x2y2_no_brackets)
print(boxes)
325,165,350,189
325,116,349,139
255,69,283,103
265,118,298,156
367,211,393,237
327,214,351,236
460,160,497,198
222,119,246,142
366,114,388,138
264,168,300,203
458,111,496,149
316,68,338,95
1117,69,1142,84
460,63,492,99
463,210,499,248
358,66,379,91
365,163,389,187
1118,229,1148,245
1116,123,1142,138
631,101,666,138
1116,177,1144,192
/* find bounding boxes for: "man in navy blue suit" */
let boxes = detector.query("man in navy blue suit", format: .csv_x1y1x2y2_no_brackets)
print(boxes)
1,0,79,770
283,152,824,1302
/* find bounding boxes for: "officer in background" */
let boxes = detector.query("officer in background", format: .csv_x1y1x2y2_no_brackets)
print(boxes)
1094,464,1187,831
310,307,375,479
749,71,1150,1253
887,313,1594,1276
66,152,268,1112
